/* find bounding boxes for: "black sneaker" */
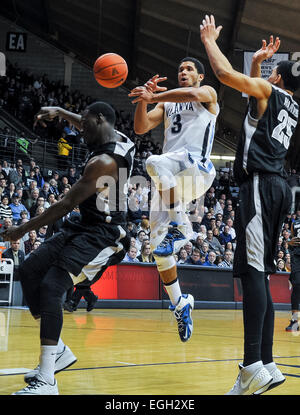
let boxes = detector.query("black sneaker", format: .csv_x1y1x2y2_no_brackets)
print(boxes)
63,301,76,312
285,319,299,332
86,295,98,312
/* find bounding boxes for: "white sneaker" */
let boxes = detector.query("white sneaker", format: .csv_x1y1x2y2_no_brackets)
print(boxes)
24,345,77,383
253,362,285,394
226,361,273,395
13,375,59,395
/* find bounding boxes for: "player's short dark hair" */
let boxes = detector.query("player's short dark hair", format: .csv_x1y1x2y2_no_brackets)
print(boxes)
179,57,205,75
276,61,300,93
87,101,116,126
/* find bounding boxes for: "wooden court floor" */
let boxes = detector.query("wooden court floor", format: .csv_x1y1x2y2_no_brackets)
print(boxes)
0,306,300,396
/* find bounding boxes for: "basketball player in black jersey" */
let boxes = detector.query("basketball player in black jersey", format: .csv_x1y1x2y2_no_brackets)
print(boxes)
3,102,135,395
201,15,300,395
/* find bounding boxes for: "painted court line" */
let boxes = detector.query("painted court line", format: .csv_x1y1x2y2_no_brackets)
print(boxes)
0,368,31,375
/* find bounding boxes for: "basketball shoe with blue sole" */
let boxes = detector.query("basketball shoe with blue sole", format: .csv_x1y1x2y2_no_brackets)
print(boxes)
169,294,194,342
153,222,188,257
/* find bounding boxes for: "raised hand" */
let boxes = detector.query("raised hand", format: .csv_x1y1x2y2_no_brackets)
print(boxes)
288,237,300,247
200,15,223,44
144,74,167,93
128,74,167,104
34,106,61,127
253,35,281,63
128,87,155,104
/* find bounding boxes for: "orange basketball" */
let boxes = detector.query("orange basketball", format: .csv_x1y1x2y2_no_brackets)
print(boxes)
93,53,128,88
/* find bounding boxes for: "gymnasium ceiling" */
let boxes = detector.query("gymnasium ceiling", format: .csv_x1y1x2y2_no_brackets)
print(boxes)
0,0,300,166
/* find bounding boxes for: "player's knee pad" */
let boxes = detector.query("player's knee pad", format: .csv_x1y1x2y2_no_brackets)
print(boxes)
146,155,176,191
153,254,176,272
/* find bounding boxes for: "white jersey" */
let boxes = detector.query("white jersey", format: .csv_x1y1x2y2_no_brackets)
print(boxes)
163,100,219,165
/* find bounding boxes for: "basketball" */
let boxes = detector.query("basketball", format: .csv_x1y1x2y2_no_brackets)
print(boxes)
93,53,128,88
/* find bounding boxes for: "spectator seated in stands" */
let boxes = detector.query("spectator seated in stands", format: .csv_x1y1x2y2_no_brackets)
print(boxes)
202,251,218,267
200,241,210,260
39,182,51,201
184,248,203,265
126,221,137,239
36,225,48,242
25,169,37,188
9,193,29,223
177,247,189,264
276,258,287,272
183,241,193,257
57,176,70,193
2,239,25,280
218,249,233,268
48,178,60,198
135,230,148,252
137,242,155,263
219,225,233,247
33,165,45,188
24,188,40,211
9,165,25,188
122,246,140,263
17,210,30,225
205,229,224,255
24,230,38,255
0,178,8,199
0,195,13,220
67,166,79,186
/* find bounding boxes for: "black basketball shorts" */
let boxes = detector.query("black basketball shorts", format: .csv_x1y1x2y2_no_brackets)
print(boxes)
233,173,292,277
22,219,130,285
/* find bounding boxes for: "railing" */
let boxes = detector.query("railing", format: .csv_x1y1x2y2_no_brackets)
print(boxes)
0,133,88,172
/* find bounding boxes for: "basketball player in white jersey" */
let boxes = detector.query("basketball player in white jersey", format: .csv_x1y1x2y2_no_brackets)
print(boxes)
129,58,219,342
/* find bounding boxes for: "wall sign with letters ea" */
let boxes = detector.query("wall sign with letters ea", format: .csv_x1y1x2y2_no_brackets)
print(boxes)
6,32,27,52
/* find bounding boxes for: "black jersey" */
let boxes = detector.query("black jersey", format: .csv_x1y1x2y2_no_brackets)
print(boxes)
78,130,135,226
234,85,299,185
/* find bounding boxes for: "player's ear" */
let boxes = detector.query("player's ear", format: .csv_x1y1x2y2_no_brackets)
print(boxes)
273,71,282,86
198,73,205,83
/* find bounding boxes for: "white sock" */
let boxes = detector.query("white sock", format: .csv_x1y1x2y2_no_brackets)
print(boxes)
292,312,298,321
164,279,182,306
38,345,57,384
57,337,65,354
166,201,184,225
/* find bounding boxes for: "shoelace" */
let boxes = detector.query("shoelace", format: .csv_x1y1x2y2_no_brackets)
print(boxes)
157,233,174,248
174,307,190,333
157,228,183,248
23,379,48,391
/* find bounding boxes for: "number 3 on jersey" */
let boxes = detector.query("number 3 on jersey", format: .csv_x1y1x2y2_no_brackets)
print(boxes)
171,114,182,134
272,109,297,149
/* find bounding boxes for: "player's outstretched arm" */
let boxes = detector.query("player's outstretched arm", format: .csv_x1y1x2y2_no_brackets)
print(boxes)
2,155,118,242
200,15,272,100
35,106,82,130
129,75,166,135
250,35,281,78
130,84,217,105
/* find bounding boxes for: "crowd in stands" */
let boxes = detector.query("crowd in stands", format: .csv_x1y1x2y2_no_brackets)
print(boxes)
0,60,299,279
0,152,297,277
